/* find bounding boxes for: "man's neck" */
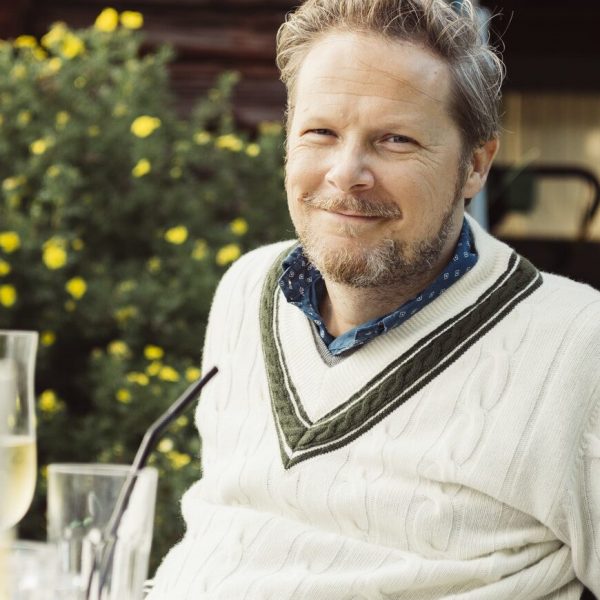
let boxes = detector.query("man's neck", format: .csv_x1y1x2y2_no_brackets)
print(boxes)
319,276,433,338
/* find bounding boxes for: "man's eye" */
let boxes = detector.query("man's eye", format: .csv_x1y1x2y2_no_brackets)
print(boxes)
385,134,414,144
308,129,334,136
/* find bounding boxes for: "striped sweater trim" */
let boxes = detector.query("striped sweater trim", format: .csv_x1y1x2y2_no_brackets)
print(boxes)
260,250,542,469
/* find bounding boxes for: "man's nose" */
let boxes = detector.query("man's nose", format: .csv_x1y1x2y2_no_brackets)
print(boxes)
325,145,375,193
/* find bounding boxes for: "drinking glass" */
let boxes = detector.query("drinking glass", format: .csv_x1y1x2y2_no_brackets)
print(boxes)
0,330,38,532
47,463,158,600
1,539,59,600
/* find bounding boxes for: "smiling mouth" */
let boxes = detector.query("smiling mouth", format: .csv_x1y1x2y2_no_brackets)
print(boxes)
300,193,403,220
326,209,386,220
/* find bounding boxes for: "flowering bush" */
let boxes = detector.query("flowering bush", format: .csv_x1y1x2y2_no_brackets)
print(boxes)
0,8,289,566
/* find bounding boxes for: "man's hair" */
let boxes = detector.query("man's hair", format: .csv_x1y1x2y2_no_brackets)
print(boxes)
276,0,505,153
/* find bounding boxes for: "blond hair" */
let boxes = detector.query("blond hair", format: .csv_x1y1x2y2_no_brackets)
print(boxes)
276,0,504,152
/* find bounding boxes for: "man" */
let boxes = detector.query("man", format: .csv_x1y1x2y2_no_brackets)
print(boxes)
148,1,600,597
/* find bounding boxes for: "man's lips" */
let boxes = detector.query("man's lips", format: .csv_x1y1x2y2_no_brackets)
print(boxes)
300,194,402,220
321,208,387,220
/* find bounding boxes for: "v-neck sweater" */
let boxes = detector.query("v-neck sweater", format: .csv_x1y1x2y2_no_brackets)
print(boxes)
149,216,600,599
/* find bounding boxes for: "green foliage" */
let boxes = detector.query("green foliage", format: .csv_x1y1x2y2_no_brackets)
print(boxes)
0,12,290,569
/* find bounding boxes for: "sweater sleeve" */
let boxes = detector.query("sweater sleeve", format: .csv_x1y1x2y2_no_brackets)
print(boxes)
563,334,600,594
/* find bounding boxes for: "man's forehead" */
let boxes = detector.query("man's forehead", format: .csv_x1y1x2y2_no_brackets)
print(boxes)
293,32,452,109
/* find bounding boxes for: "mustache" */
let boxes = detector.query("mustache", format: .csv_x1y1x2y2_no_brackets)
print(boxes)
301,193,402,219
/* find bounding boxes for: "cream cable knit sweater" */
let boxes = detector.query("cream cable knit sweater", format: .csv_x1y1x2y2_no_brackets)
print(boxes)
149,217,600,599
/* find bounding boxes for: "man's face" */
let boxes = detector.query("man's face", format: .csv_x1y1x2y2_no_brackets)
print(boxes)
285,32,476,288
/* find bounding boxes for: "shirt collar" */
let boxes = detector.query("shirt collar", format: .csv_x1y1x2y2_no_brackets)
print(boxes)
278,217,478,355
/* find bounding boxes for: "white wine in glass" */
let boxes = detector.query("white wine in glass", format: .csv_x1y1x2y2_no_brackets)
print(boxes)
0,330,38,532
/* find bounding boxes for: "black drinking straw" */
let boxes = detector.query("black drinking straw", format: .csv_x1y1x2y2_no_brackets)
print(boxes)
88,365,218,599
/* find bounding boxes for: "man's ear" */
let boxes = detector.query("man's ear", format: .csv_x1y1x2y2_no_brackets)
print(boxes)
462,138,499,199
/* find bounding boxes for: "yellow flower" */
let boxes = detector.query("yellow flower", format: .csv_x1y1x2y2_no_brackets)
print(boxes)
147,257,161,273
215,134,243,152
41,22,67,49
112,103,127,117
42,243,67,270
2,176,26,192
158,365,179,382
166,450,191,469
32,47,47,61
185,367,201,382
30,138,49,155
14,35,37,49
144,345,164,360
117,280,136,294
258,121,283,136
0,285,17,307
132,158,151,177
164,225,188,245
17,110,31,126
95,8,119,32
55,111,69,127
120,11,144,29
193,131,211,145
126,372,149,386
146,361,162,376
39,390,62,413
115,305,138,323
229,218,248,236
108,340,130,357
46,165,61,178
175,415,189,428
40,331,56,346
46,57,62,73
87,125,100,137
65,277,87,300
61,33,84,59
245,143,261,157
11,64,27,80
0,231,21,253
0,260,11,276
116,388,132,404
158,438,174,453
71,238,84,251
191,240,208,261
216,243,241,266
7,196,21,209
130,115,161,138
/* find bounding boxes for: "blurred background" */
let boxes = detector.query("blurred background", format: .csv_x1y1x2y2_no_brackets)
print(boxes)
0,0,598,570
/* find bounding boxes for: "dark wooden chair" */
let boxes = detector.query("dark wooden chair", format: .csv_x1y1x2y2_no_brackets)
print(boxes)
489,164,600,292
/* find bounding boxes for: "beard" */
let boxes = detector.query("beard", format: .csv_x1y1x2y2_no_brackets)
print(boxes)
294,188,463,289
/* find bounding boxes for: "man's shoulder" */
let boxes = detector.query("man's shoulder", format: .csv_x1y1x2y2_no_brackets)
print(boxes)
216,240,297,293
540,269,600,299
536,269,600,321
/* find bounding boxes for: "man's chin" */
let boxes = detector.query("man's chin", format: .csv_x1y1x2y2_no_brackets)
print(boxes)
302,242,402,288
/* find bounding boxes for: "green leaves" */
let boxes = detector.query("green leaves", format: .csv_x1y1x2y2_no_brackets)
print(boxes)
1,12,290,568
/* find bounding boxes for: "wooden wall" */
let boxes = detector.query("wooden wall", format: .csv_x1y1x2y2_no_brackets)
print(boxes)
3,0,600,124
1,0,298,125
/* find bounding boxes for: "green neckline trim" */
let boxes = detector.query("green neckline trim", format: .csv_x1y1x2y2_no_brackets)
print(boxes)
260,250,542,469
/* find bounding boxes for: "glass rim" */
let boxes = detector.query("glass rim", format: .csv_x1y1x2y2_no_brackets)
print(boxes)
47,463,156,477
4,539,55,552
0,329,38,338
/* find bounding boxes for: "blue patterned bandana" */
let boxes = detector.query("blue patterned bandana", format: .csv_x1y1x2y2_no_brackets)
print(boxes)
279,218,478,356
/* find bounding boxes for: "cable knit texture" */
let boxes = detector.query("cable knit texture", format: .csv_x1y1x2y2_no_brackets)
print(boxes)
148,217,600,599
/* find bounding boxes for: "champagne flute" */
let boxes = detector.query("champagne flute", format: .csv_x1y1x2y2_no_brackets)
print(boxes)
0,330,38,532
